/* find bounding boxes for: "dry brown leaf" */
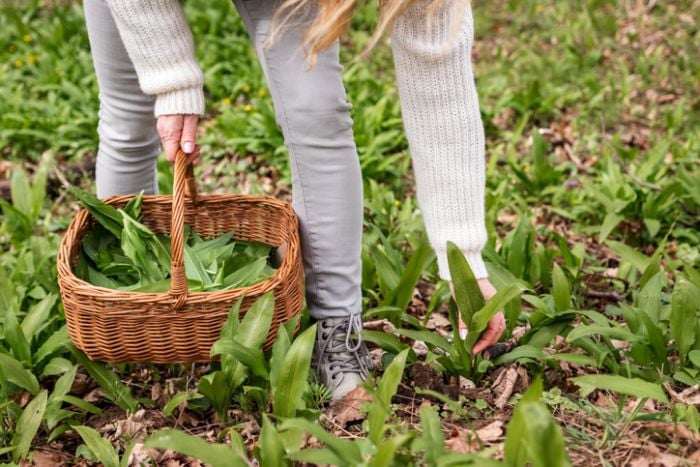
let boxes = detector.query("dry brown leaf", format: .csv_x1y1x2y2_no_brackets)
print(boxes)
363,319,396,333
624,398,656,413
83,387,106,404
644,421,700,443
644,442,688,467
240,415,260,440
426,313,451,336
127,443,161,466
412,340,429,358
369,348,384,371
110,409,148,440
663,382,700,406
688,449,700,463
594,392,616,408
459,376,475,390
492,366,519,409
515,366,530,391
151,382,162,401
445,428,479,454
629,457,649,467
327,386,371,428
30,450,67,467
476,421,503,443
18,391,32,409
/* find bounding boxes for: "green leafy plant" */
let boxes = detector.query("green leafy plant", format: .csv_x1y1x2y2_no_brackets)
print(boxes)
70,189,276,292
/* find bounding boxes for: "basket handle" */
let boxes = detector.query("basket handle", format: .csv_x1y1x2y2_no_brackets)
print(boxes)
170,149,198,310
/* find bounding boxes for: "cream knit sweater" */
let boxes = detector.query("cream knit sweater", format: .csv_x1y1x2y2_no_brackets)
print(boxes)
103,0,488,280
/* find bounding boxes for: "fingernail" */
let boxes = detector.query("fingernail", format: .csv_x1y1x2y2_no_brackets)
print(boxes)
183,142,193,153
459,329,468,340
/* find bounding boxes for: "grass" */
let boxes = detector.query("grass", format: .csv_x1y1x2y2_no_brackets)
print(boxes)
0,0,698,465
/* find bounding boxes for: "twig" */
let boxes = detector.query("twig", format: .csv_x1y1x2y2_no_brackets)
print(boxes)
584,289,624,302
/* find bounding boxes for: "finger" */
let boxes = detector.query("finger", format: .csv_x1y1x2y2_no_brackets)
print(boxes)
473,324,502,354
180,114,198,154
163,139,181,164
472,312,506,354
157,115,184,163
186,144,201,165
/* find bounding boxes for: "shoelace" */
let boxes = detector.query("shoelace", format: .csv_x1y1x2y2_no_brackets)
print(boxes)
344,310,364,352
317,312,370,377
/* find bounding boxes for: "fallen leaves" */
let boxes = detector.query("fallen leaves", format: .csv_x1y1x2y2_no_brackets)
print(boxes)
476,421,504,443
326,386,372,429
491,365,529,409
663,383,700,406
445,428,479,454
629,442,692,467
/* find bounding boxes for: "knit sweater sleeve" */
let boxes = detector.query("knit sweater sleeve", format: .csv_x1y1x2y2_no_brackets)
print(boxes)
391,0,488,280
104,0,205,116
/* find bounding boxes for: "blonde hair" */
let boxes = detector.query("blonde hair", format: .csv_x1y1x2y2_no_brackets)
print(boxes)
269,0,469,67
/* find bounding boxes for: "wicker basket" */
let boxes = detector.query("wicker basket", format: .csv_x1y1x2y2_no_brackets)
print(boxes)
57,150,304,363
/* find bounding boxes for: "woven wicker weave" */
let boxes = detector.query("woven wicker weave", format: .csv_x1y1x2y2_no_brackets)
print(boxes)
57,150,304,363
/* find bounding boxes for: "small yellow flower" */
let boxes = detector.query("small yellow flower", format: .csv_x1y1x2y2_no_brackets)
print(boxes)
243,104,253,112
242,84,250,93
258,88,266,97
222,97,232,106
8,44,16,53
14,58,23,67
27,55,37,64
23,34,32,43
393,200,401,207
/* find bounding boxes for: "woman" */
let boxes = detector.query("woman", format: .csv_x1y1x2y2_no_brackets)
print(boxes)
83,0,504,402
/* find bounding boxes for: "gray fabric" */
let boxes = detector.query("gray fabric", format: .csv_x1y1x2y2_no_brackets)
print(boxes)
84,0,363,320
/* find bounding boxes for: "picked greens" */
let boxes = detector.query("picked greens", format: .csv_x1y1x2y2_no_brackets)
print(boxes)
70,189,277,292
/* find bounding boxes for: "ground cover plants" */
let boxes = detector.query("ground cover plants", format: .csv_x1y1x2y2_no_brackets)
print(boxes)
1,0,698,465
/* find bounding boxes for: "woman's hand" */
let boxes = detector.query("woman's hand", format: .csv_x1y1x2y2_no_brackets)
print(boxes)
455,278,506,354
156,114,201,164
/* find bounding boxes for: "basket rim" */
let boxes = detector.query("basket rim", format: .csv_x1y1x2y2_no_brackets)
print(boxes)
57,192,301,305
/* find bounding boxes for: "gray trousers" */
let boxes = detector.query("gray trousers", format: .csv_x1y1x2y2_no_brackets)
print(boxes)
84,0,363,320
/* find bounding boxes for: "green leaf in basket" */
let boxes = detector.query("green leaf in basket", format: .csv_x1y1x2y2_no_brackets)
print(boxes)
190,231,235,266
88,266,120,289
121,213,163,283
184,242,213,286
69,187,123,238
123,191,144,220
222,256,269,290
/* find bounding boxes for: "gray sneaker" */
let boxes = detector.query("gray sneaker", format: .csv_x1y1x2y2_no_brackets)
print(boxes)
313,313,371,402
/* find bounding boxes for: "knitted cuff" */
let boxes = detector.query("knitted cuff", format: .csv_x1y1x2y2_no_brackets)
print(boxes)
435,244,488,282
154,86,205,117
